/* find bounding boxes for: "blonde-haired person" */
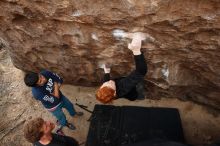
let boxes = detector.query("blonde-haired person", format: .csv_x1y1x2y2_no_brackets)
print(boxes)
96,37,147,103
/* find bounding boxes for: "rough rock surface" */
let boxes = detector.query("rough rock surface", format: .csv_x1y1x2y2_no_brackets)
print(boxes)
0,0,220,108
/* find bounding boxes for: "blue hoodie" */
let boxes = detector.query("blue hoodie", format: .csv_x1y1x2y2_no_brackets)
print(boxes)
32,70,63,109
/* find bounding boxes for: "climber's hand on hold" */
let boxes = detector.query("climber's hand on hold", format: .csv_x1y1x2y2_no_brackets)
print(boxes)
128,36,142,55
103,64,111,73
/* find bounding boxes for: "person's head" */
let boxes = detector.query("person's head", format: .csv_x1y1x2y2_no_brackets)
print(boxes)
96,80,116,104
24,72,47,87
23,117,55,143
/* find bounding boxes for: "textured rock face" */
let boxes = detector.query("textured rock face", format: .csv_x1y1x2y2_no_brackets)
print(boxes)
0,0,220,108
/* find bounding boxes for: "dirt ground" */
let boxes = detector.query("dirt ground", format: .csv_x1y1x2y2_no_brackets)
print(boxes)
1,49,220,146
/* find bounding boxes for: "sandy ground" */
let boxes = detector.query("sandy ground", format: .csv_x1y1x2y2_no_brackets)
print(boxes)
1,49,220,146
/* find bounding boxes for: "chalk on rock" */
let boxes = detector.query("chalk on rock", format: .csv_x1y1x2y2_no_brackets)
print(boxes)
98,63,105,69
72,10,82,17
112,30,154,43
91,33,99,41
112,29,126,39
99,64,105,69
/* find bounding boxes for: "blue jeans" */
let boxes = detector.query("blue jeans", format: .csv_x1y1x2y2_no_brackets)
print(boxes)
51,95,76,126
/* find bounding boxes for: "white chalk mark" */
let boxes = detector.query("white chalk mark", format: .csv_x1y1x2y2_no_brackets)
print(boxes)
72,10,82,17
97,61,104,69
100,64,105,69
202,14,216,20
162,68,169,79
112,29,126,39
98,62,105,69
91,33,99,41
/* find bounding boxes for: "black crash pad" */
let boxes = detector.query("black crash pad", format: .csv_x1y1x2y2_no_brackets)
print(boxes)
86,105,185,146
123,139,190,146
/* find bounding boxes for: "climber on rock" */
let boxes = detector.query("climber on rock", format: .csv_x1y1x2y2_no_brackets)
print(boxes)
24,70,83,134
23,117,79,146
96,34,147,103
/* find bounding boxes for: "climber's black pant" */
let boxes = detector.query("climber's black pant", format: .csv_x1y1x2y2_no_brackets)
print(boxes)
115,53,147,100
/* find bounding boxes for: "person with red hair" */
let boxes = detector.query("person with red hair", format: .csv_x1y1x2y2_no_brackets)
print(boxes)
96,36,147,103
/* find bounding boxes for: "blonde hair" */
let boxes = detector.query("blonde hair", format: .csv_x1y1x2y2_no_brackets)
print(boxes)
23,117,44,143
96,86,115,104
